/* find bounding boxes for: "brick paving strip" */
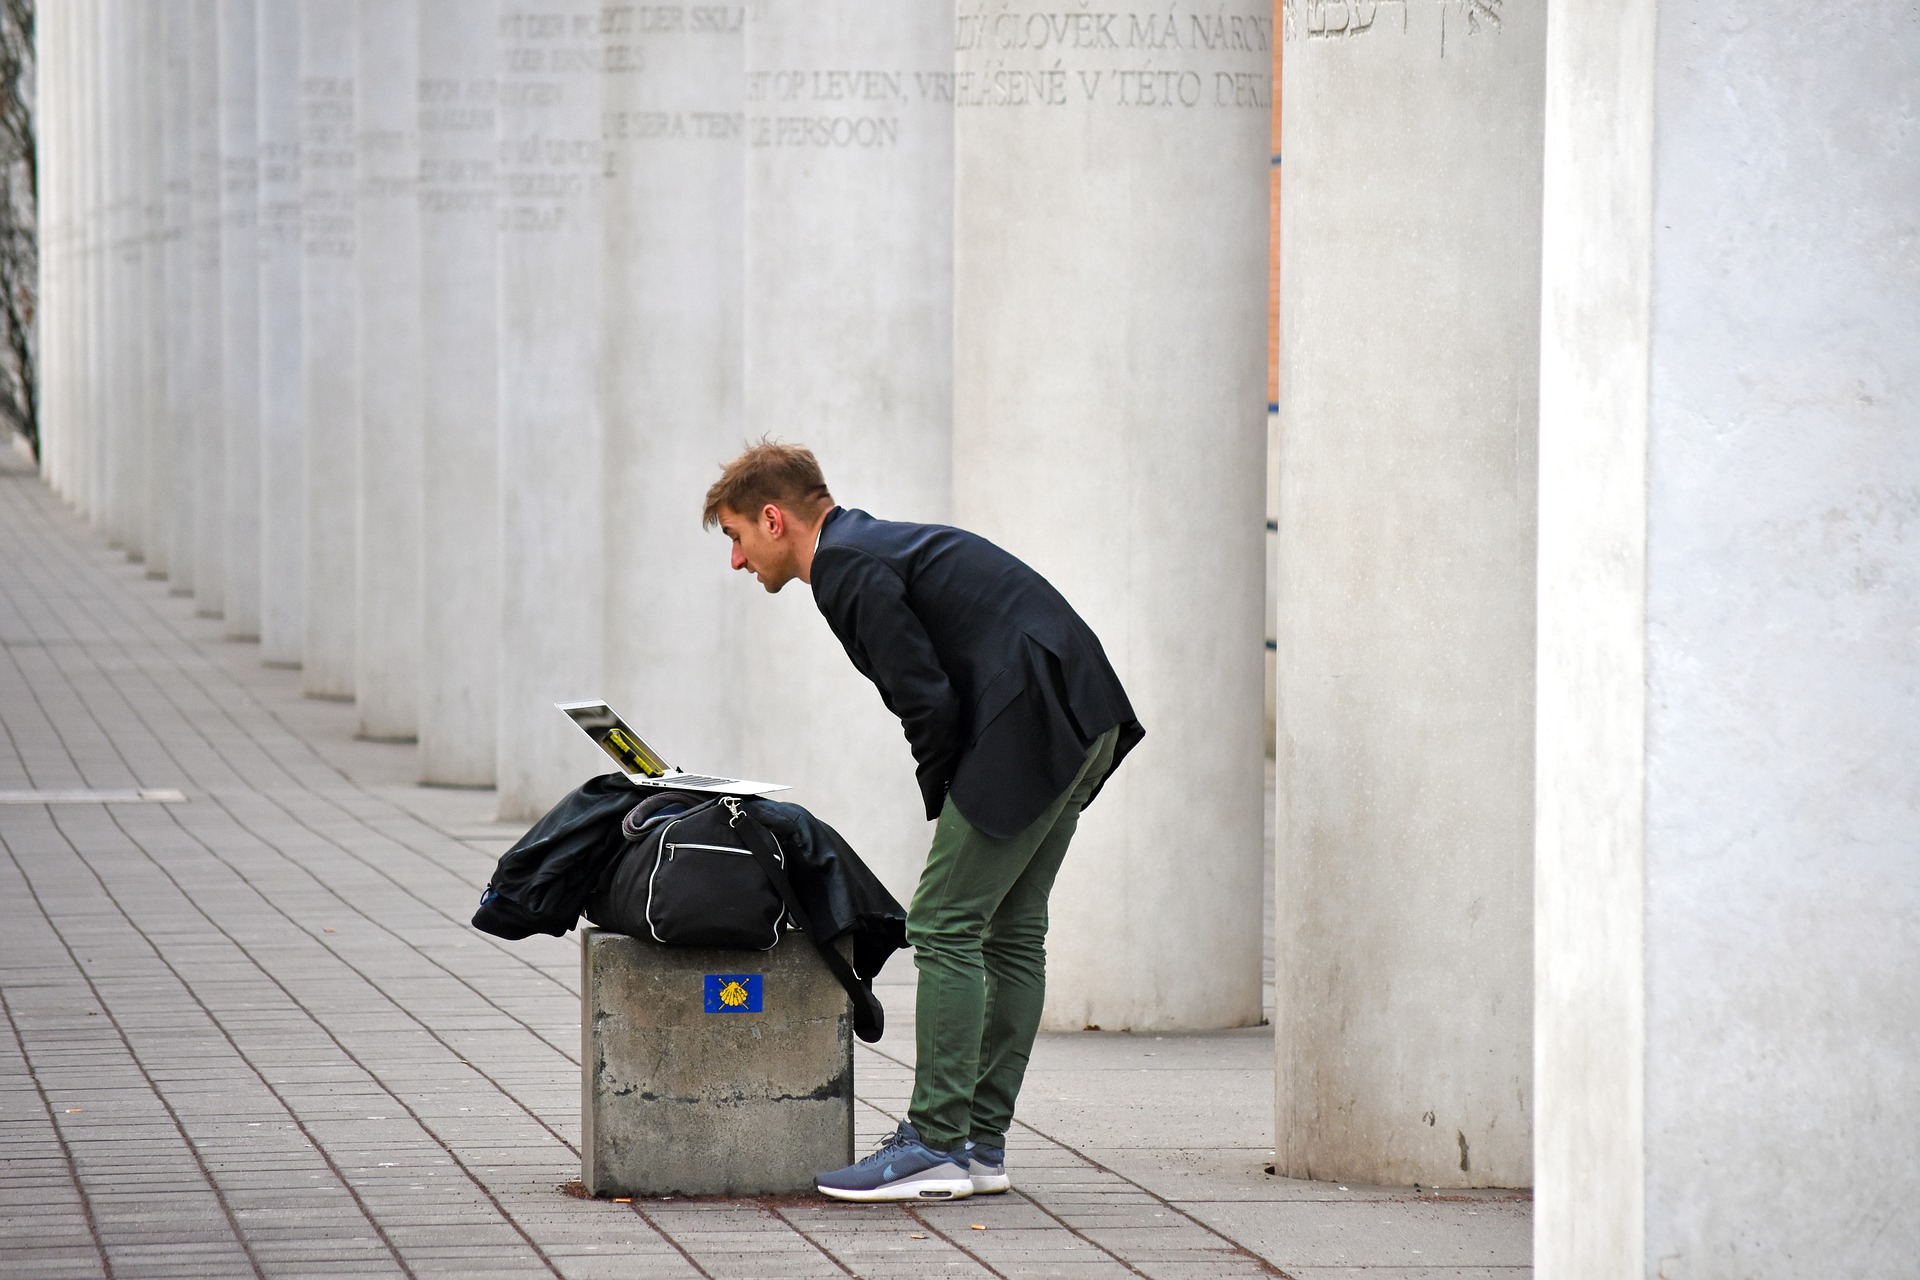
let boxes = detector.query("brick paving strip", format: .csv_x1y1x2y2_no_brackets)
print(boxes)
0,460,1312,1280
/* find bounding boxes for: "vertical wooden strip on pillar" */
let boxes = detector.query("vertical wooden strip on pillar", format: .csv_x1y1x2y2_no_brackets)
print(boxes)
417,0,500,785
1275,4,1542,1185
495,2,606,818
739,0,955,899
600,3,744,786
257,0,305,665
190,0,227,616
954,4,1271,1033
298,0,357,698
1266,0,1280,413
221,0,263,638
1262,1,1281,750
163,0,198,594
353,0,423,740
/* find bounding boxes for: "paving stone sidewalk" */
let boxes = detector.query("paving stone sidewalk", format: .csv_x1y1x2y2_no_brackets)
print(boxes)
0,456,1530,1278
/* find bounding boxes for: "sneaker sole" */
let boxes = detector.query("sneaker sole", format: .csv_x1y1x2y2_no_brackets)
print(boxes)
969,1172,1011,1195
817,1175,975,1203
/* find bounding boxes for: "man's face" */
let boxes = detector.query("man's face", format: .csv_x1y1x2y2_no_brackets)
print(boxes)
718,504,799,593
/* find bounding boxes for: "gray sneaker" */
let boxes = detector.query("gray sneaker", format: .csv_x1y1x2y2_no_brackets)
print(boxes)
964,1140,1009,1195
816,1122,974,1202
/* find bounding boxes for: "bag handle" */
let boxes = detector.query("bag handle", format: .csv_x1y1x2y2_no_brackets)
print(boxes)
723,798,885,1043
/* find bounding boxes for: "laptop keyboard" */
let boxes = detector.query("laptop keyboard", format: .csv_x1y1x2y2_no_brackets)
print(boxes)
649,775,734,788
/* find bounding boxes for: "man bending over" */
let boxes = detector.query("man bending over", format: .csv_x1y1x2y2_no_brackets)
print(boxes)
705,442,1143,1203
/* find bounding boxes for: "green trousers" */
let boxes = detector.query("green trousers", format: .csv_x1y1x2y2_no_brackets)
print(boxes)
905,727,1120,1152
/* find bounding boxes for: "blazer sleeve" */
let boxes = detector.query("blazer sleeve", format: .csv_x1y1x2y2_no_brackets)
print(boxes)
814,548,965,818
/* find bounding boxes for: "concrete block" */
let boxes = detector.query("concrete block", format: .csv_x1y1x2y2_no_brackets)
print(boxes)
580,927,853,1197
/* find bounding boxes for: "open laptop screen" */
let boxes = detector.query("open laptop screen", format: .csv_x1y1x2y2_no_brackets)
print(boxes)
556,701,671,778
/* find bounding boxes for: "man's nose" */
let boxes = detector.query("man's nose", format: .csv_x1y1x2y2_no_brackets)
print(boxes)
730,544,746,571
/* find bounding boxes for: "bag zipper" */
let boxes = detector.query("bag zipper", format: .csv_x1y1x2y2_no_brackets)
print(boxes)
663,841,759,860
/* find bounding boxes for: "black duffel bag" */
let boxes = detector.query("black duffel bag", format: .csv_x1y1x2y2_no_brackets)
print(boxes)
586,793,788,950
585,791,886,1042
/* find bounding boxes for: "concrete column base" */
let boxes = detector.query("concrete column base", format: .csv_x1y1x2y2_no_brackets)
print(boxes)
580,927,853,1197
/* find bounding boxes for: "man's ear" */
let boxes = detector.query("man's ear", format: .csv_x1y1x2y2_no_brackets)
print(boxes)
761,503,786,538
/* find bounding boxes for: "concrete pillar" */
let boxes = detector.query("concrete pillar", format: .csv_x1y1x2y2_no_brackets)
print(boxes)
737,0,953,898
99,0,121,540
126,0,155,553
69,0,98,515
163,0,198,595
38,3,70,497
1272,5,1542,1185
124,0,154,560
601,3,743,791
104,0,147,554
59,0,81,500
74,0,96,509
190,0,227,616
256,0,304,665
140,0,174,580
33,2,66,495
416,0,499,785
352,0,424,740
952,6,1269,1034
297,0,356,699
61,0,85,510
128,0,155,555
1536,3,1920,1273
221,0,262,638
80,0,105,522
495,2,606,818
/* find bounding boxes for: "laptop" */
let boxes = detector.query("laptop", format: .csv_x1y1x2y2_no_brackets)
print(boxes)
555,700,789,796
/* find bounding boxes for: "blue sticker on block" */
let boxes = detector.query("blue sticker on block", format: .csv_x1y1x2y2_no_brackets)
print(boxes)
704,974,763,1014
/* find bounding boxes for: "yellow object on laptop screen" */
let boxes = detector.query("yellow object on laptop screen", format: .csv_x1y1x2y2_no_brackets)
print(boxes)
556,702,671,778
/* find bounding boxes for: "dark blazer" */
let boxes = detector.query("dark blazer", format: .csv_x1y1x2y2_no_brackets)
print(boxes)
810,507,1143,840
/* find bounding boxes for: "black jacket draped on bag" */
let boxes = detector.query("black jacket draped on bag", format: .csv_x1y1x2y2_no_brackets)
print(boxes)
471,774,909,983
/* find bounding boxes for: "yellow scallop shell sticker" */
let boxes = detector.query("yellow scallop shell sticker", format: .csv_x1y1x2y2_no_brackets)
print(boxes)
704,974,763,1013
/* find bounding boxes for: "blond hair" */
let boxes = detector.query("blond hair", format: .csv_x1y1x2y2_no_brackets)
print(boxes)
701,440,835,529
